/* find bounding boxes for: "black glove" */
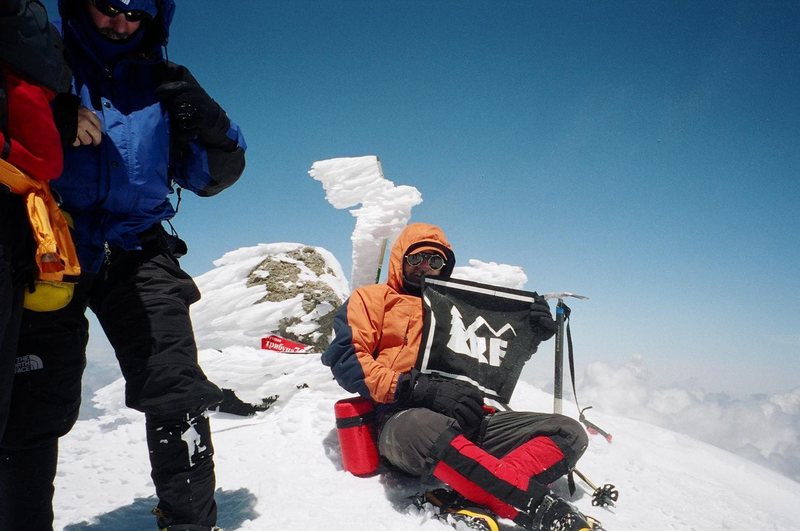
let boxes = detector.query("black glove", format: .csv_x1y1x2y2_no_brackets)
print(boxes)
530,295,556,342
50,93,80,147
155,68,234,150
404,372,485,435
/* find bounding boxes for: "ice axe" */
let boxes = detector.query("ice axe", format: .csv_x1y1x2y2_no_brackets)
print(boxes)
543,292,612,441
542,292,588,414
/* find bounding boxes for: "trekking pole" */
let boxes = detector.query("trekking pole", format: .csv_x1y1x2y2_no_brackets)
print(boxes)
374,238,388,283
540,294,618,510
573,468,619,508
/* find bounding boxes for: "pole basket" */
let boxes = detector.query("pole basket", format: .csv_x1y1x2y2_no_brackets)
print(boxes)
591,483,619,507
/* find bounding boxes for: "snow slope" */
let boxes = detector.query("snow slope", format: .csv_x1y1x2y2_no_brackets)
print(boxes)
52,243,800,531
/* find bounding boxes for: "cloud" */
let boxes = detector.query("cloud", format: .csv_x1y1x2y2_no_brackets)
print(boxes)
579,355,800,482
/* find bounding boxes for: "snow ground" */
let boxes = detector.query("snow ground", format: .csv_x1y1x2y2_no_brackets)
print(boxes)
53,157,800,530
53,243,800,530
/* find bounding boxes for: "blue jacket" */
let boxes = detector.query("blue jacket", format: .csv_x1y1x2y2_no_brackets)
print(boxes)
54,0,246,272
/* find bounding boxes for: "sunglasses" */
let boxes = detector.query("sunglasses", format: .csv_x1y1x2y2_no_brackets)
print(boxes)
405,252,446,271
90,0,153,22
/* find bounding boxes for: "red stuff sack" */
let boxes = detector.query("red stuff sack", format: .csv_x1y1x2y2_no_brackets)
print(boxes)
334,397,379,477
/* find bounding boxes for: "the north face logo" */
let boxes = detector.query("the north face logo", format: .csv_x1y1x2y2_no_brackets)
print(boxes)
446,306,516,367
15,354,44,373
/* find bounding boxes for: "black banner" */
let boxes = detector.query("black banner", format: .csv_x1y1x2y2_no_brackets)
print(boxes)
416,277,541,404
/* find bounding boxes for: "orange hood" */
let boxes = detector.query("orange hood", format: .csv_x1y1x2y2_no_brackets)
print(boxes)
387,223,456,293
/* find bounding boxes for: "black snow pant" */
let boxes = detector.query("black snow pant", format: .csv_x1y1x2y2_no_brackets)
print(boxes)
0,193,36,442
0,194,82,531
0,224,223,531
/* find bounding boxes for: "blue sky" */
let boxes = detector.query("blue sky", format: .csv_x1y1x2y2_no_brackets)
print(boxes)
45,1,799,396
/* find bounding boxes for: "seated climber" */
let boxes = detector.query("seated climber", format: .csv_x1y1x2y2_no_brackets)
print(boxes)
322,222,596,531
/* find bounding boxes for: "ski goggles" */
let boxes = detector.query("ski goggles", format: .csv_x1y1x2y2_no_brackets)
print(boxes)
90,0,154,22
405,252,446,271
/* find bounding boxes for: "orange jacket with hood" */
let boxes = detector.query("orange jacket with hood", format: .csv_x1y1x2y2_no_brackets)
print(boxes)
322,223,456,404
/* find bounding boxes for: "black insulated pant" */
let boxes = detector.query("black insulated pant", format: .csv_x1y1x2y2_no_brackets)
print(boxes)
0,228,222,530
0,194,36,441
0,442,57,531
147,412,217,529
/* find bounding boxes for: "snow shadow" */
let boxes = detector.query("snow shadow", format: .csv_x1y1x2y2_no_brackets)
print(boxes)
321,427,344,470
62,488,258,530
322,426,438,515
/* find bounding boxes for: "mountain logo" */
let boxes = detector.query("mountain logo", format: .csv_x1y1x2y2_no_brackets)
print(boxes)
445,306,516,367
15,354,44,374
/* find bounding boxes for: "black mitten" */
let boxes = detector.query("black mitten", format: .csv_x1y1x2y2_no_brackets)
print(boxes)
530,295,556,342
407,372,485,434
155,77,234,150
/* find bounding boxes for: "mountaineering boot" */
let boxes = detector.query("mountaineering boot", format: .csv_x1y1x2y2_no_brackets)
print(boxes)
215,388,277,416
527,493,602,531
154,510,222,531
421,488,500,531
153,506,223,531
444,508,500,531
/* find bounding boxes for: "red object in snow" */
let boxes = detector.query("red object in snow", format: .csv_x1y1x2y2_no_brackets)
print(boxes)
334,397,380,477
586,426,613,443
260,335,310,353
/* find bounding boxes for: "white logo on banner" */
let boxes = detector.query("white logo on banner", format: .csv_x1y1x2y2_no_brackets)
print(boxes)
446,306,516,367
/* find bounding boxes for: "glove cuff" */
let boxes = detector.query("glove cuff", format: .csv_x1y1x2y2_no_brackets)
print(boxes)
394,371,414,403
406,370,434,406
199,108,236,150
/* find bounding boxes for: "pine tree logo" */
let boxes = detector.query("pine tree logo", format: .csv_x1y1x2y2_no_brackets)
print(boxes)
446,306,516,367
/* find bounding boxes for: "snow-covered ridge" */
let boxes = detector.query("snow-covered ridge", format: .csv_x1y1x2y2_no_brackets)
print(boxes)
191,243,350,352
